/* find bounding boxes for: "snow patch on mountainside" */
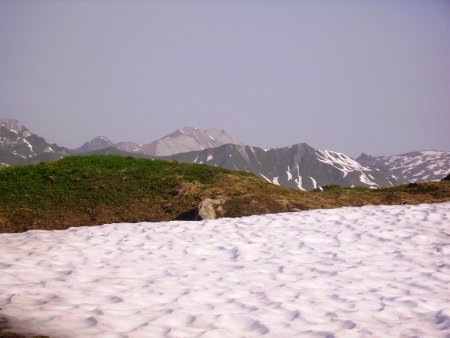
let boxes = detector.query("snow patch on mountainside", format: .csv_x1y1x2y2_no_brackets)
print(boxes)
22,138,33,153
260,173,272,183
294,164,305,191
360,173,378,188
310,176,318,189
316,149,371,174
286,166,292,181
314,149,384,187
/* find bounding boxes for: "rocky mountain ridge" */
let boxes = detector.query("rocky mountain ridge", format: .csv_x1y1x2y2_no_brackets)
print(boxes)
0,119,447,190
159,143,399,190
76,127,236,156
356,151,450,183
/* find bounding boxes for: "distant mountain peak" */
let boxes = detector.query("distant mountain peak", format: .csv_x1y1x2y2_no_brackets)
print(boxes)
88,127,236,156
0,118,28,135
164,126,232,138
179,126,198,133
356,153,373,161
356,150,450,182
0,118,22,128
75,136,114,153
149,127,236,156
0,119,67,164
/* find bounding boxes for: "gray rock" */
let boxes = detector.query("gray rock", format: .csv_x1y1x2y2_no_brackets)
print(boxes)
196,197,225,220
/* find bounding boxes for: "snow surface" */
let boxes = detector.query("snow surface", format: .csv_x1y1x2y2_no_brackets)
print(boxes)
1,203,450,338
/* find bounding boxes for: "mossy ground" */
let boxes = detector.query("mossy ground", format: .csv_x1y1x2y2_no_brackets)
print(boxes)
0,155,449,233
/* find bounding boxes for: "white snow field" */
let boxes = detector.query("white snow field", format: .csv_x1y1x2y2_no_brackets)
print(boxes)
1,203,450,338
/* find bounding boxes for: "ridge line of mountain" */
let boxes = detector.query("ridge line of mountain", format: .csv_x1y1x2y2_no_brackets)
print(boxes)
1,118,449,190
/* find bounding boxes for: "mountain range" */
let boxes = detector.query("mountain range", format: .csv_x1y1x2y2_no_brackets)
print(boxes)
356,151,450,183
1,119,448,190
158,143,398,190
75,127,235,156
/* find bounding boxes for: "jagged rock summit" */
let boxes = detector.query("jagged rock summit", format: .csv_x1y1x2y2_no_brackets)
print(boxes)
0,119,67,166
0,119,28,134
74,136,114,153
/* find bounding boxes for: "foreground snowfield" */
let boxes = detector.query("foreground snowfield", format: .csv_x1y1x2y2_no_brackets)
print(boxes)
1,203,450,338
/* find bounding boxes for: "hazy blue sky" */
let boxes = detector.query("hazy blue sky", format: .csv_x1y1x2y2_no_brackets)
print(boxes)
1,0,448,156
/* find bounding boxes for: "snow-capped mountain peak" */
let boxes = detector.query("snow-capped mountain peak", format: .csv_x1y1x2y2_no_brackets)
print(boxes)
111,127,236,156
123,127,235,156
0,119,27,135
356,150,450,182
0,118,67,165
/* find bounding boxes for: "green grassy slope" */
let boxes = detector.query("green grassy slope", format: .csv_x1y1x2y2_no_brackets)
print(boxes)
0,155,449,233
